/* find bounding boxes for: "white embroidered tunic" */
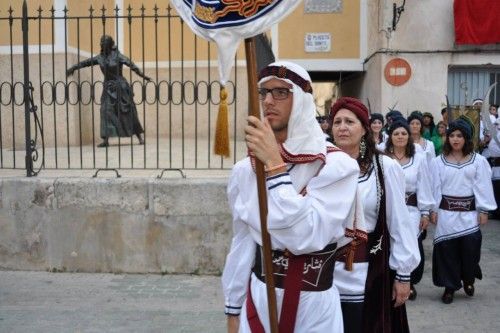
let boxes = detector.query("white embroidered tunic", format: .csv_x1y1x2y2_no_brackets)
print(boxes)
400,153,435,236
417,139,436,164
222,150,359,332
430,153,496,244
334,155,420,303
484,132,500,180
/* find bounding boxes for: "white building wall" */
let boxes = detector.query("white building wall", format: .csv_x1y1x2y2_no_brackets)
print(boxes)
356,0,500,119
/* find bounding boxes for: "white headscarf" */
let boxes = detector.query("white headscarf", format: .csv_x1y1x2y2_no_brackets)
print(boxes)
257,61,367,247
258,61,327,159
257,61,328,192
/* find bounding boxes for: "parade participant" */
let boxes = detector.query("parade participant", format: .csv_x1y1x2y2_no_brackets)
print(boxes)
384,110,403,134
369,113,387,150
408,113,436,163
385,119,435,301
472,98,483,107
318,116,333,143
222,62,361,332
331,97,420,333
422,112,438,140
440,108,449,127
430,118,496,304
486,118,500,219
433,121,447,155
479,104,498,151
67,35,150,147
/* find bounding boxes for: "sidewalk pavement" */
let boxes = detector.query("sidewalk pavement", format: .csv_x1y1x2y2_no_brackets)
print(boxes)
1,221,499,333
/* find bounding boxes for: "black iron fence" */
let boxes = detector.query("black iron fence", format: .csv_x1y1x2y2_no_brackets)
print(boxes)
0,1,246,176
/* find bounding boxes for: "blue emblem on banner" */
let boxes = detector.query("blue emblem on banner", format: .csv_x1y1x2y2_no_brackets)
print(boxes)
182,0,283,29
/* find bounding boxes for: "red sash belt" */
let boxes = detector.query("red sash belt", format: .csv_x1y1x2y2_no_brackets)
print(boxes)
439,195,475,211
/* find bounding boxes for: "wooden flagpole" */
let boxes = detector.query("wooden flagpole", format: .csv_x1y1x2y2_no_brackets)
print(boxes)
244,37,279,333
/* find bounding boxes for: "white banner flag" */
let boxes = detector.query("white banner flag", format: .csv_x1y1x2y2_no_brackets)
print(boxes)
170,0,302,85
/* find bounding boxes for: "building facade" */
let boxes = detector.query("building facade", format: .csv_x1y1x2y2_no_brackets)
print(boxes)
1,0,499,154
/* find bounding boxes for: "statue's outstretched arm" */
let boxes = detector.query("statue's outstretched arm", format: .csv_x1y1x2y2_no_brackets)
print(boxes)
120,53,151,82
66,56,99,76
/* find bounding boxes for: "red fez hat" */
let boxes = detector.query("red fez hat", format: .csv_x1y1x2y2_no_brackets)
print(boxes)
330,97,370,128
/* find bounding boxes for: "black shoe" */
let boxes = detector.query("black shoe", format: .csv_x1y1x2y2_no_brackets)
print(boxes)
409,285,417,301
442,288,454,304
464,284,475,296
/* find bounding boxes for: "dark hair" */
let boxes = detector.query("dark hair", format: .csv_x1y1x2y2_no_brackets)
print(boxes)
369,113,384,143
385,123,416,158
372,130,384,144
386,110,402,118
410,110,423,117
358,132,378,174
442,130,474,156
370,113,384,125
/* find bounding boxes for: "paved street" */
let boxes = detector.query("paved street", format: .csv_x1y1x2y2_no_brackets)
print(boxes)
1,221,499,333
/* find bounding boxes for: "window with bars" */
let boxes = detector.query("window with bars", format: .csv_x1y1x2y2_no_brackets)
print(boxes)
447,67,500,106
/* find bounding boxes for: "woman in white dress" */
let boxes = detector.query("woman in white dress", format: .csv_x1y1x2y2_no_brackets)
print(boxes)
408,112,436,163
485,118,500,219
369,113,387,151
331,97,420,333
430,117,496,304
385,119,435,301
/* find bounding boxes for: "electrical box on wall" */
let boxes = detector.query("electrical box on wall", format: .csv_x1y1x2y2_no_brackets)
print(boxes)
379,0,394,32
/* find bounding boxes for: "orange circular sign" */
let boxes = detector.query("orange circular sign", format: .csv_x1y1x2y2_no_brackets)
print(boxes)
384,58,412,86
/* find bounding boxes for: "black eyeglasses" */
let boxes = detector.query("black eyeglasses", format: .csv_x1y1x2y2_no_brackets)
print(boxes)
257,87,293,100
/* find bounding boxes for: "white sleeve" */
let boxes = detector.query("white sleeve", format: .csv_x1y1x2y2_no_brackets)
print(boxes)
265,152,359,254
221,165,256,316
430,157,443,212
383,157,421,280
427,140,436,163
473,155,497,212
416,155,435,214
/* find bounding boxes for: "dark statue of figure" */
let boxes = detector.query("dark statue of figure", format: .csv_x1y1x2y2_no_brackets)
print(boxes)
67,35,151,147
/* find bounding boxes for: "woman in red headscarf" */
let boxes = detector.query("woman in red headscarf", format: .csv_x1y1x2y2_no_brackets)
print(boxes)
330,97,420,333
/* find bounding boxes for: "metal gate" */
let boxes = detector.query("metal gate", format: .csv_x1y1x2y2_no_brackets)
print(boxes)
0,1,244,177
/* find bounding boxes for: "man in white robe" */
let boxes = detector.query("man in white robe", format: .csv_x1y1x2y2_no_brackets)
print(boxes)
222,61,363,332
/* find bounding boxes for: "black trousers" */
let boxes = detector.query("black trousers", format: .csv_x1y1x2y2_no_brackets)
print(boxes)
410,230,426,285
432,230,483,290
492,179,500,219
340,270,409,333
340,302,363,333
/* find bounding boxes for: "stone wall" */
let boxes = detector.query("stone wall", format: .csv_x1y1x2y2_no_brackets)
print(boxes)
0,177,232,275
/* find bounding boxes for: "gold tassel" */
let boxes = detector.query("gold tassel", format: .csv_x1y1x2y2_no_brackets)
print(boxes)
345,241,357,272
214,86,230,157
